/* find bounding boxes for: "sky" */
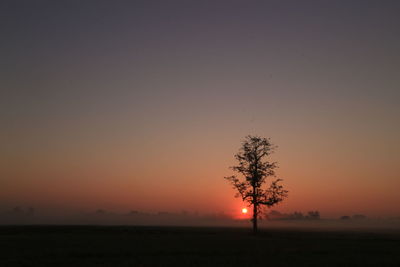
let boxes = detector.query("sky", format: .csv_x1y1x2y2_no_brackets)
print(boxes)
1,0,400,219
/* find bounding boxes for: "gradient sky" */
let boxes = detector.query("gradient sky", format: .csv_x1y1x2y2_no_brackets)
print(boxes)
1,0,400,218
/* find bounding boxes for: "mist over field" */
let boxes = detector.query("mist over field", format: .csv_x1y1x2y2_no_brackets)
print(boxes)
2,1,400,265
2,207,399,232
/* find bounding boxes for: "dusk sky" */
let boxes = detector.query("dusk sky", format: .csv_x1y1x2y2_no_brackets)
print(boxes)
2,0,400,218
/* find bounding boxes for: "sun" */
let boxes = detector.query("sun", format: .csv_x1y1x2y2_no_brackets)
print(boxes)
241,208,248,214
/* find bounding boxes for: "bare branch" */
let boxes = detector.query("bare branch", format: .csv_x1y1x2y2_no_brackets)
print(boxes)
224,136,288,233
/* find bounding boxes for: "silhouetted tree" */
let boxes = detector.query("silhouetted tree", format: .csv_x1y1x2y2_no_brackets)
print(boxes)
291,211,304,220
96,209,106,215
12,206,22,214
306,211,320,220
225,135,288,234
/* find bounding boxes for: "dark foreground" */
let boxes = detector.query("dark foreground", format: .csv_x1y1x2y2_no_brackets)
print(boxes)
1,226,399,266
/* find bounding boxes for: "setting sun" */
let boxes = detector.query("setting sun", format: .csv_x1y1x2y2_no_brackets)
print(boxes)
241,208,248,214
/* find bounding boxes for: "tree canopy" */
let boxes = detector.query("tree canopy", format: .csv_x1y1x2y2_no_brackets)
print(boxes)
225,135,288,233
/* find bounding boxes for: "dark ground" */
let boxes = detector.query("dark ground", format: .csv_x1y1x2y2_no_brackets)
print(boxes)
1,225,399,266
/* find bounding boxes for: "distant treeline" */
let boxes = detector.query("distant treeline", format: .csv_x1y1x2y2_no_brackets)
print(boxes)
2,207,399,226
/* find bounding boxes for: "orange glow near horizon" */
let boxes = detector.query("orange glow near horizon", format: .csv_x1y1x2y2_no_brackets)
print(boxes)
2,1,400,220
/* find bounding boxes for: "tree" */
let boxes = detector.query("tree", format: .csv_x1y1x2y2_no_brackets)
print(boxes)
225,135,288,234
306,211,320,220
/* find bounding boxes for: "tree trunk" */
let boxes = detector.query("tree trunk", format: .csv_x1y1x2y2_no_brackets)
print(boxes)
252,203,258,234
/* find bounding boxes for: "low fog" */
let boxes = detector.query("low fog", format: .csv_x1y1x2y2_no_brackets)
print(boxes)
1,207,399,232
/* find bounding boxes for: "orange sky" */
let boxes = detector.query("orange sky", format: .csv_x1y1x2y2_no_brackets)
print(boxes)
1,1,400,219
3,120,399,218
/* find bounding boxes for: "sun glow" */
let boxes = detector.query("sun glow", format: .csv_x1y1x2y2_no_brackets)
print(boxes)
242,208,248,214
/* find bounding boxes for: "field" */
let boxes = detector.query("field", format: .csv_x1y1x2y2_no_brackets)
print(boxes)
1,226,399,266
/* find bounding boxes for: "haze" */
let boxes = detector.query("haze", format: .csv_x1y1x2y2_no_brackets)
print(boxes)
1,0,399,219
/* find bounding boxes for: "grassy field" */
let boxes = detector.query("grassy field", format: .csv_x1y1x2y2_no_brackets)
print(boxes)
1,225,399,266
